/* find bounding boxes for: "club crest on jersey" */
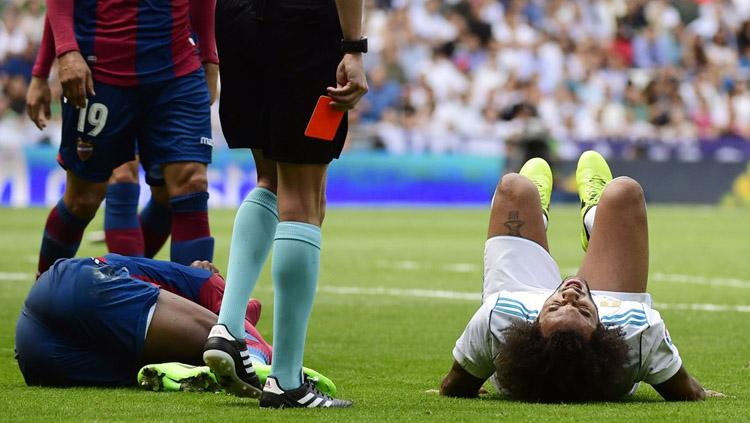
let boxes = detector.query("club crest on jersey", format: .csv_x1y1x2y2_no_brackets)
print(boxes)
76,138,94,161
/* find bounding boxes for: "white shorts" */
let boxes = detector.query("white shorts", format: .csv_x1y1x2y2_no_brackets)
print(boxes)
483,236,652,305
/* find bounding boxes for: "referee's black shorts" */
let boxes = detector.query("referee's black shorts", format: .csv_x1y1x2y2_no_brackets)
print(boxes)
216,0,348,164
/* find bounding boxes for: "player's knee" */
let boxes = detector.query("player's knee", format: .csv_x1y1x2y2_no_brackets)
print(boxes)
109,163,139,184
66,191,104,218
496,173,538,203
169,167,208,196
602,177,645,210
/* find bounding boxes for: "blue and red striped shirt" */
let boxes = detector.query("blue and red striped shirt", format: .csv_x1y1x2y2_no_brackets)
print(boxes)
42,0,217,86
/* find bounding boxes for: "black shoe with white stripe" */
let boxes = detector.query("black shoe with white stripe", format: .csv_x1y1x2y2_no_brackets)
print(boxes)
202,324,262,398
259,375,352,408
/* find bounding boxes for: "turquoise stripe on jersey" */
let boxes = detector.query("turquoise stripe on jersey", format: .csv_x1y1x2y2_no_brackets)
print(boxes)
601,309,646,321
496,297,538,315
495,303,539,318
603,317,648,328
493,308,533,321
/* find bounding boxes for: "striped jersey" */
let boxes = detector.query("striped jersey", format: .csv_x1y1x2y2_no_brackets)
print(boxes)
46,0,217,86
453,290,682,395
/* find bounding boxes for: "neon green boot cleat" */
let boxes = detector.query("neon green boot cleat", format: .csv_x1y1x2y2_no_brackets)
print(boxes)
519,157,553,221
137,362,337,396
138,363,221,392
576,150,612,251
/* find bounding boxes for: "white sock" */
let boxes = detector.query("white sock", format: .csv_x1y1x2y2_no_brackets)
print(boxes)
542,213,548,230
583,205,597,235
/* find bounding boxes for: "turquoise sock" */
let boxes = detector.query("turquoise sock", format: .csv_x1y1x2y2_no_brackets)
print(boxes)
270,222,321,390
217,188,279,339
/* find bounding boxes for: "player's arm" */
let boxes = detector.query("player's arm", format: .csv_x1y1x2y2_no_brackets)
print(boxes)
652,366,706,401
189,0,219,105
47,0,94,108
440,360,486,398
27,16,55,129
328,0,368,110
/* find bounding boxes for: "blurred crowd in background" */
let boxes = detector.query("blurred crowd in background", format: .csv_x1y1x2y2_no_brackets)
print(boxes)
3,0,750,160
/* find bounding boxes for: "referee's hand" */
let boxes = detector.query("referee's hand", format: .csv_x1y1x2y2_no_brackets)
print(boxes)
327,53,368,111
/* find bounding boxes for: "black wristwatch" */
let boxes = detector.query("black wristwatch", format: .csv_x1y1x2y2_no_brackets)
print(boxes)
341,37,368,54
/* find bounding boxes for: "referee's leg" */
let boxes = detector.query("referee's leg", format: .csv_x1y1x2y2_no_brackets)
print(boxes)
269,162,328,390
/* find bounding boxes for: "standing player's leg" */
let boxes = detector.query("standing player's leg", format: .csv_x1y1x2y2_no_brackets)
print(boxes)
138,69,214,265
37,172,106,275
161,162,213,264
140,184,172,258
38,79,137,275
214,149,278,340
575,151,649,293
104,159,144,256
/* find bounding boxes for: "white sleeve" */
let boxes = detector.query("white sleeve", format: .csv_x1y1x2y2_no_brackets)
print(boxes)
641,319,683,385
452,301,495,380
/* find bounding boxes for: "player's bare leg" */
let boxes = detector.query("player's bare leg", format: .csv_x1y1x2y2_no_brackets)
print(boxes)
143,289,218,364
577,177,649,293
161,162,213,264
487,173,549,251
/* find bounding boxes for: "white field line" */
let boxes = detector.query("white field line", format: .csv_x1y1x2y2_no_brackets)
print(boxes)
0,272,33,281
381,261,750,289
318,285,750,313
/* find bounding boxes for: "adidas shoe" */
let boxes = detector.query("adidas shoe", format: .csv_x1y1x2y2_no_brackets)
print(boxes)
259,376,352,409
519,157,553,221
203,324,262,398
137,362,221,392
576,150,612,251
252,363,338,397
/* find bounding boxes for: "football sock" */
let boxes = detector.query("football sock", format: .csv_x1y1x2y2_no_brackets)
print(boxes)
38,199,94,274
217,188,279,339
170,192,213,265
270,222,321,390
584,205,597,235
140,197,172,258
104,183,144,256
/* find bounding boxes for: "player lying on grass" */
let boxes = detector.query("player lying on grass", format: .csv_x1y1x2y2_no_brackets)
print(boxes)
14,254,335,397
440,151,713,402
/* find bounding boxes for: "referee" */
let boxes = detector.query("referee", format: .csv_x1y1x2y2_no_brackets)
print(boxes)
204,0,368,408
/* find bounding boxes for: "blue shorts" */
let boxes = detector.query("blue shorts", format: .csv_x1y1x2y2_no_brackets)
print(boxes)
57,69,212,185
15,258,160,386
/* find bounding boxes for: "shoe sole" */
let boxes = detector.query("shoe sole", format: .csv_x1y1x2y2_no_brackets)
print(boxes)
138,367,222,393
203,349,262,399
139,367,164,391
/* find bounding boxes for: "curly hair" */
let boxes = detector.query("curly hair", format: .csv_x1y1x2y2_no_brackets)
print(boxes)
494,320,630,402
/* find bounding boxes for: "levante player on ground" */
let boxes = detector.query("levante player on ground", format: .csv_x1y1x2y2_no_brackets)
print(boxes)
34,0,219,277
14,254,337,398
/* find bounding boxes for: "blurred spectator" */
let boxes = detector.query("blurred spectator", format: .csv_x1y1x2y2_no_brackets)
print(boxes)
6,0,750,158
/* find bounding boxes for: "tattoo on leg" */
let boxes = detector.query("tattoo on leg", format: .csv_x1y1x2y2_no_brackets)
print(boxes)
504,211,525,236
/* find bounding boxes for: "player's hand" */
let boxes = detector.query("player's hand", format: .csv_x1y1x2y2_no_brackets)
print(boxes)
58,50,95,108
26,76,52,130
203,62,219,105
327,52,368,111
190,260,221,275
704,389,726,398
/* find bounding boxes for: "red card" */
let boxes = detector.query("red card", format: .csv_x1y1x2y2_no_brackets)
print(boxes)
304,96,345,141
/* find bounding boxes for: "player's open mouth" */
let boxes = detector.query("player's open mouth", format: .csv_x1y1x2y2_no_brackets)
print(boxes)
562,279,585,292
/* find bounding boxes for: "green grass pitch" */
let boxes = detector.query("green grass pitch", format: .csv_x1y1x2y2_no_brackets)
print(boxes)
0,205,748,421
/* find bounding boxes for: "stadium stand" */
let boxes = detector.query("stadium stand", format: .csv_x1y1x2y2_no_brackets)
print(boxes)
3,0,750,162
